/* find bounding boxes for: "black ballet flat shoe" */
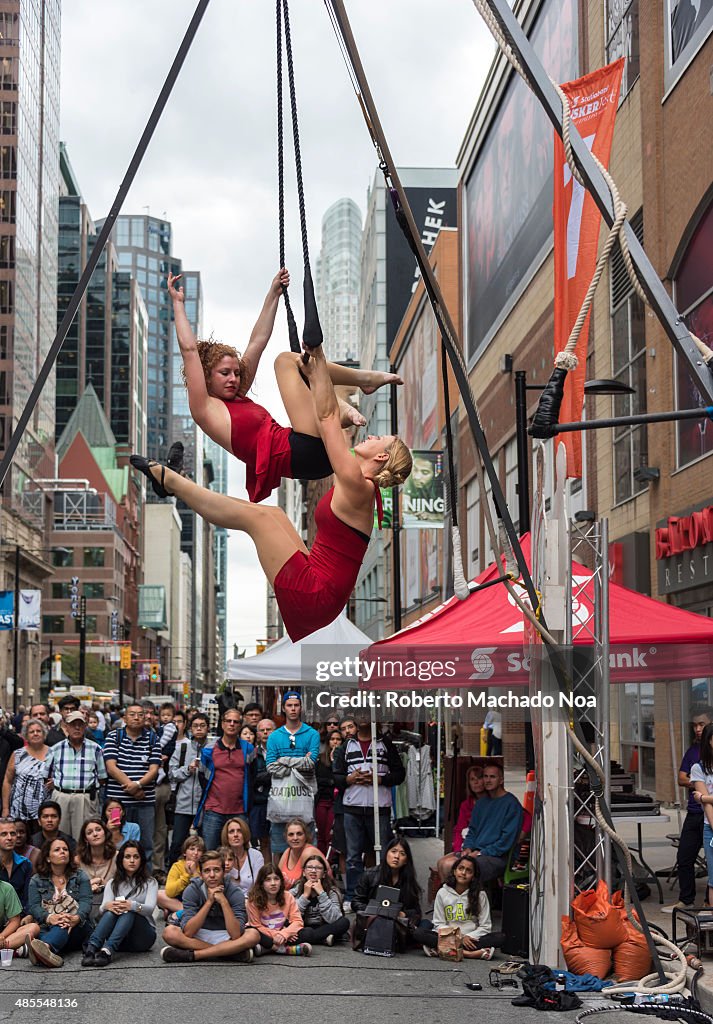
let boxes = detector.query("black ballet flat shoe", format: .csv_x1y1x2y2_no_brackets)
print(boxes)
166,441,185,473
129,454,174,499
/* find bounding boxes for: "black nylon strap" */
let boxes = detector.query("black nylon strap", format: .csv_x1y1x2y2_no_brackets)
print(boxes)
276,0,323,352
0,0,212,488
441,340,458,528
276,0,300,353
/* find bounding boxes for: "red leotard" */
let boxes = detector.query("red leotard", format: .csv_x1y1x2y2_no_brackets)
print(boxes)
273,484,383,642
221,397,292,503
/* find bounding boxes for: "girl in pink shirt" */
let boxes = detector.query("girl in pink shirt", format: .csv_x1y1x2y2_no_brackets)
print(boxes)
246,864,311,957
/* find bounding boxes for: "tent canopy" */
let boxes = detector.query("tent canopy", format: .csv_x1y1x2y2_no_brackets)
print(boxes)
366,534,713,685
226,612,372,683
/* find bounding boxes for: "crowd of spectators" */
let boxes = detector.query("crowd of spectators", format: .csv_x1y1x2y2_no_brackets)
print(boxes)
0,692,524,968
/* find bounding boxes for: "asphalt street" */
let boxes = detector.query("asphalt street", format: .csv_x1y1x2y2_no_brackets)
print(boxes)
0,935,612,1024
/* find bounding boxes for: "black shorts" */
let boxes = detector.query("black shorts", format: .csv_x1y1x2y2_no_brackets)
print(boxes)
289,431,333,480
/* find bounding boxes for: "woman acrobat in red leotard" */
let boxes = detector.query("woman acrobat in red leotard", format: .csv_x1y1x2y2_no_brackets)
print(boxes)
168,270,401,503
131,345,412,641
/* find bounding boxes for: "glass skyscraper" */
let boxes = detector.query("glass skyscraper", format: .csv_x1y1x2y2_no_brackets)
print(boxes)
0,1,61,513
315,198,362,363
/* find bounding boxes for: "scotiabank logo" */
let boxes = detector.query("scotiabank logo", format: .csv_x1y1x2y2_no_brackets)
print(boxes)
656,507,713,559
469,648,495,680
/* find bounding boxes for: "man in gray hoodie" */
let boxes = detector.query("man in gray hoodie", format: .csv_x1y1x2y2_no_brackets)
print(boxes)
167,714,212,866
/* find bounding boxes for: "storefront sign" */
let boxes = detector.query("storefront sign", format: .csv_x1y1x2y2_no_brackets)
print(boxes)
656,501,713,594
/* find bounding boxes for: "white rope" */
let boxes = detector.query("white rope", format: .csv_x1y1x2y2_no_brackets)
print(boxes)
451,525,471,600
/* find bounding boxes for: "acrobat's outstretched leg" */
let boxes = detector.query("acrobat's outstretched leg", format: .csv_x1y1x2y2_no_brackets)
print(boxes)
130,456,306,584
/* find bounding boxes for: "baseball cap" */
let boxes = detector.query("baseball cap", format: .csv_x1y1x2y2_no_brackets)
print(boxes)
66,711,86,724
282,690,302,703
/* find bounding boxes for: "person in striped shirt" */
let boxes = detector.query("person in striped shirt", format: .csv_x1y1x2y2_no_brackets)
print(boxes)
103,705,162,871
43,712,107,841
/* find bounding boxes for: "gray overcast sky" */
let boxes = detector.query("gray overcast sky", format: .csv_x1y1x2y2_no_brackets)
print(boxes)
59,0,494,655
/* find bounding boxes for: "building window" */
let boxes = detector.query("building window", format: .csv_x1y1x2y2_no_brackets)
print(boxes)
83,547,105,567
51,547,73,567
619,682,655,792
0,278,13,313
610,210,647,503
43,615,64,634
606,0,640,98
51,582,71,599
674,201,713,468
665,0,713,93
466,477,480,579
0,233,14,268
0,145,15,178
83,582,104,599
0,190,12,223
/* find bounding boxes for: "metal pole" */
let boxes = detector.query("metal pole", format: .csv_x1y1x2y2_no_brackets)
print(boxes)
118,625,126,709
12,544,19,714
435,705,442,837
371,716,381,856
48,638,53,693
390,368,402,632
600,518,611,887
79,595,86,689
553,406,713,433
476,0,713,405
514,370,530,533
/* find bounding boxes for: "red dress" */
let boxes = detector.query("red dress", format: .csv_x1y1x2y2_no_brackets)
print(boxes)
273,485,382,642
222,397,293,503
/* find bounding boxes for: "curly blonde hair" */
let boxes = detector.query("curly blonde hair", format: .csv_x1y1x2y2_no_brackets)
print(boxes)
373,438,413,489
181,338,247,391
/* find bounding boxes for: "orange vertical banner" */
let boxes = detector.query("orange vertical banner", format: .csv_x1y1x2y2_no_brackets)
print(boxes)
553,58,625,477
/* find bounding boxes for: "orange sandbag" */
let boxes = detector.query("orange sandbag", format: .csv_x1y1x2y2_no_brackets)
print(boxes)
612,911,653,982
572,880,628,949
561,916,612,979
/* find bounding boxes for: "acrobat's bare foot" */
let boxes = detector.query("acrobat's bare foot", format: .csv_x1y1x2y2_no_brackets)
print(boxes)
338,398,367,428
360,371,404,395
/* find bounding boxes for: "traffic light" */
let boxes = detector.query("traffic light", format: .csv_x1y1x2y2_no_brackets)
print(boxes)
149,662,161,684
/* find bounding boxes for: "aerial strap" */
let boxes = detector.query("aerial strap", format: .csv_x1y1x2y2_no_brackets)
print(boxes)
0,0,211,488
276,0,323,355
441,341,469,600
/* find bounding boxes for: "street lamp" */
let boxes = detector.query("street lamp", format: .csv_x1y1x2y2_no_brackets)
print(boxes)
513,370,635,533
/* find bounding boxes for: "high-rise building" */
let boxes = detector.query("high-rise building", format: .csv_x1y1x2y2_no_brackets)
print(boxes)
99,216,210,690
96,215,179,459
204,435,228,674
56,146,148,456
315,198,362,362
0,3,62,706
0,1,61,505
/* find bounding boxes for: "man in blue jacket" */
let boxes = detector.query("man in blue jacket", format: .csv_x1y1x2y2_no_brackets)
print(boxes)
265,692,320,856
461,764,523,882
195,709,254,851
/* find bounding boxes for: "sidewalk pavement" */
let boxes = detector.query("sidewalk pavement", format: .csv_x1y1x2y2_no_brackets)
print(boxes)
414,790,713,1011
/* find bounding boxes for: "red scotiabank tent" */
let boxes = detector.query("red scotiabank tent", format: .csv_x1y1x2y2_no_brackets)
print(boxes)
366,534,713,687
